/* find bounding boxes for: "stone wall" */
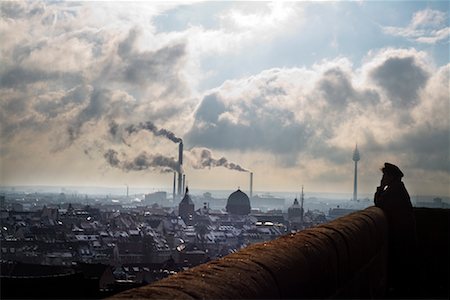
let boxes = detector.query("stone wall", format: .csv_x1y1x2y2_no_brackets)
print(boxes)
110,206,389,299
413,207,449,298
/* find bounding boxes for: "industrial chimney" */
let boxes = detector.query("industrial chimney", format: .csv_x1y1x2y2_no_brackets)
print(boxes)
352,144,360,201
249,172,253,198
182,174,186,195
173,172,176,201
177,141,183,195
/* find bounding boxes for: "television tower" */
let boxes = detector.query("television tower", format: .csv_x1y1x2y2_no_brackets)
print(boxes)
352,144,360,201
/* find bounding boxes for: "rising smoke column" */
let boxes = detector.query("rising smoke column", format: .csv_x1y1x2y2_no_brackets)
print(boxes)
107,121,248,173
125,121,182,143
190,147,248,172
103,149,179,173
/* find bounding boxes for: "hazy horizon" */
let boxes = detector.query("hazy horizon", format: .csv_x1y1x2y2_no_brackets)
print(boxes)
1,1,449,197
1,184,448,202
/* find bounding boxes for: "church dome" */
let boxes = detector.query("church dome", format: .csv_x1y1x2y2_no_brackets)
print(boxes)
226,189,251,215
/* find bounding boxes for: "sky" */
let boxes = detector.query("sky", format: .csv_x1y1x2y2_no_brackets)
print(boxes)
0,1,449,197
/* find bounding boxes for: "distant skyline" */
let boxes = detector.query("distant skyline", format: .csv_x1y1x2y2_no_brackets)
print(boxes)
1,1,449,197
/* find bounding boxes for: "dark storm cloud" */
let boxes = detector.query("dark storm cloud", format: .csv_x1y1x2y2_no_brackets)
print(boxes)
370,56,429,107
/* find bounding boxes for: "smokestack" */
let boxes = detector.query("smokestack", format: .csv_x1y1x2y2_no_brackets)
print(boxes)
182,174,186,195
352,144,360,201
177,141,183,195
301,185,304,224
173,172,176,201
250,172,253,198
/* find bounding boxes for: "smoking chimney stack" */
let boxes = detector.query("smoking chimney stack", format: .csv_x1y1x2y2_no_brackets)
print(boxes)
250,172,253,198
173,172,176,201
182,174,186,195
177,141,183,195
352,144,360,201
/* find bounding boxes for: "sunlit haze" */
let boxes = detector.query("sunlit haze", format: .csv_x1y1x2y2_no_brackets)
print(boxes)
1,1,449,197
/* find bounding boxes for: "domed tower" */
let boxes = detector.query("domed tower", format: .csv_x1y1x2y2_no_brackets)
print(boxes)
226,189,251,215
179,187,194,223
352,144,360,201
288,186,305,222
288,198,303,220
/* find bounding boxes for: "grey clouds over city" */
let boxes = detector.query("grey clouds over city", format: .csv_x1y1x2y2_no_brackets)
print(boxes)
0,1,449,196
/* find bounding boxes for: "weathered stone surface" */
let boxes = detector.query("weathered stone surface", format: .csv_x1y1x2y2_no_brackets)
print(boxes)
109,207,390,299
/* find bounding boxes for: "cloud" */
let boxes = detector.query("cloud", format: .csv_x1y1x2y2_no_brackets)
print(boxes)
186,90,311,156
0,2,191,154
114,29,188,95
369,56,429,107
186,48,449,179
382,9,450,44
0,67,82,89
1,1,448,195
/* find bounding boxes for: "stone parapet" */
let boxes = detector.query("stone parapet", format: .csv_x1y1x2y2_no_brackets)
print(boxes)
110,206,388,299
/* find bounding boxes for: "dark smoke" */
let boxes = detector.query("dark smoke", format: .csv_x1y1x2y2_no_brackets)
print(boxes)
104,149,120,167
108,121,131,147
103,149,178,173
123,152,179,172
126,121,182,143
106,121,248,173
195,148,248,172
109,121,119,137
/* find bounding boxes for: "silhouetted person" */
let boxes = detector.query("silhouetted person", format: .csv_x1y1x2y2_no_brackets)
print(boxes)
374,162,417,297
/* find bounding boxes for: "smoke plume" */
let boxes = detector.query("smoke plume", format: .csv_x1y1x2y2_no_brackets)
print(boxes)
104,149,121,167
125,121,182,143
104,149,179,173
191,148,249,172
107,121,249,173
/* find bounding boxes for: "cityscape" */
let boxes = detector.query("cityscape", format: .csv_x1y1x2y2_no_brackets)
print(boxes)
0,1,448,299
1,155,447,297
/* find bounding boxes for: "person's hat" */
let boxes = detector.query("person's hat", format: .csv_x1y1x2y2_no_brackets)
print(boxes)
382,162,404,178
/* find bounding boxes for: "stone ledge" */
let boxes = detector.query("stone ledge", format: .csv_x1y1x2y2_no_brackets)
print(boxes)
109,206,388,299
